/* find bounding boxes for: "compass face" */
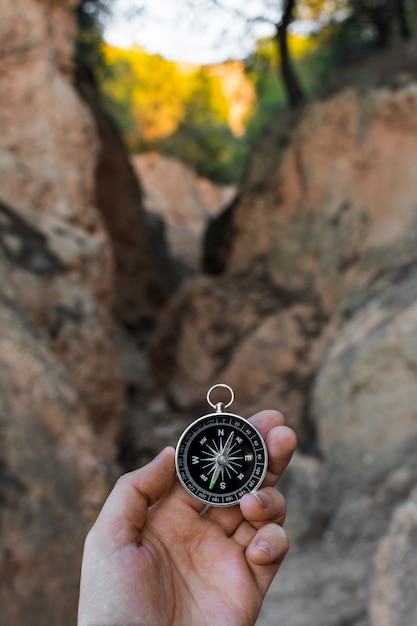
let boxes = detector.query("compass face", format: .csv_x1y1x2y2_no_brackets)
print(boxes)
175,412,268,506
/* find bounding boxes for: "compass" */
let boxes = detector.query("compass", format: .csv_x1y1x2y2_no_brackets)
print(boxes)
175,384,268,507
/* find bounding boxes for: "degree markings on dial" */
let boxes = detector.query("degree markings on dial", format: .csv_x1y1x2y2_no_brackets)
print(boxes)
176,411,268,506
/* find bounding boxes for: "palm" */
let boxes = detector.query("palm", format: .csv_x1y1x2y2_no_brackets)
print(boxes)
88,498,267,625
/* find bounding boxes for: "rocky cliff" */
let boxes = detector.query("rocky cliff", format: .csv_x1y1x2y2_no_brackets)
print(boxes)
1,1,417,624
155,78,417,447
133,152,237,270
148,41,417,626
0,0,175,622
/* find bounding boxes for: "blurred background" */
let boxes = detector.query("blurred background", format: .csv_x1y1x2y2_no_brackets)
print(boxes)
1,0,417,623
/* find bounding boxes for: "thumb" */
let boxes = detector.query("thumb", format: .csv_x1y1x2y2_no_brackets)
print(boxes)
88,446,176,551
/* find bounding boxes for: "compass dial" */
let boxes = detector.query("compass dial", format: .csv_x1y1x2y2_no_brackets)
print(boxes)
175,412,268,506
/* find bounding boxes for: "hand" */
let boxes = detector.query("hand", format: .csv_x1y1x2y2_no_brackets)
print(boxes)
77,410,297,626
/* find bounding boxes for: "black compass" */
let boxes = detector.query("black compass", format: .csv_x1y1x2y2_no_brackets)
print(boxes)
175,384,268,507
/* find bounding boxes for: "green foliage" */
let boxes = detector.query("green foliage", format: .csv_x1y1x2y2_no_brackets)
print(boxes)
246,37,280,99
159,118,248,184
97,45,249,182
76,0,112,72
155,69,246,182
299,20,370,88
78,0,417,184
244,33,315,140
99,46,187,149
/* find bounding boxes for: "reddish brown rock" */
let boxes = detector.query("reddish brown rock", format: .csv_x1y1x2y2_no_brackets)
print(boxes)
0,1,124,623
230,84,417,313
151,60,417,455
133,153,237,269
0,0,125,432
76,77,183,335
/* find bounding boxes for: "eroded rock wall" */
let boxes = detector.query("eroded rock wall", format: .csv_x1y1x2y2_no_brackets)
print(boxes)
0,1,122,622
132,152,237,270
148,45,417,626
151,67,417,455
76,74,183,336
1,0,125,433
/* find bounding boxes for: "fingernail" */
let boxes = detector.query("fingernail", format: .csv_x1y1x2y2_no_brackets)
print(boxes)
253,491,270,508
256,539,272,556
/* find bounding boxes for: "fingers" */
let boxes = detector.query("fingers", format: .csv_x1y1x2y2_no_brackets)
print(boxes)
87,446,176,551
244,523,290,597
227,482,289,597
240,487,286,529
232,484,286,548
248,410,297,487
246,523,289,567
264,424,297,486
226,485,286,589
201,412,295,535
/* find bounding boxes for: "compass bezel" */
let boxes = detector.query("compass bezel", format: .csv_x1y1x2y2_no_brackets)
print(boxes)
175,411,268,507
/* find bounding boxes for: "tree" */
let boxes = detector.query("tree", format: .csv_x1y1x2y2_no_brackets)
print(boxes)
349,0,412,47
97,45,245,181
190,0,306,108
76,0,112,71
276,0,306,106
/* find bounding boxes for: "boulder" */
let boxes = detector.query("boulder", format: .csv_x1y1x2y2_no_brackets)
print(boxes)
229,84,417,313
314,265,417,466
0,293,111,624
133,153,237,269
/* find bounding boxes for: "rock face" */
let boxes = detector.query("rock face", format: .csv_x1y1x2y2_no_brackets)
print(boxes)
77,75,182,335
2,2,417,624
0,1,122,623
258,436,417,626
205,60,256,135
314,264,417,466
370,484,417,626
148,42,417,626
151,66,417,451
0,294,110,624
0,0,124,434
133,153,237,270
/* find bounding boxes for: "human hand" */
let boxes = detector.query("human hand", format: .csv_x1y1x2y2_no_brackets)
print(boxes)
77,410,297,626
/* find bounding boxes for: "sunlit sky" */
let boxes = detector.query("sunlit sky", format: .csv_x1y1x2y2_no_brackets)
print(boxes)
104,0,277,65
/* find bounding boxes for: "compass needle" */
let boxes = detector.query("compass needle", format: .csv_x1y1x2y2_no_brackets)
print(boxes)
222,431,234,455
209,464,222,490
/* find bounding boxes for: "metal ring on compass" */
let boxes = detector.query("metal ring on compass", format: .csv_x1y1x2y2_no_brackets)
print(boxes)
206,384,235,410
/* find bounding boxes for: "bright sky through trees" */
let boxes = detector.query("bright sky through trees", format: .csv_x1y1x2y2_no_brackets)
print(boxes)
104,0,277,64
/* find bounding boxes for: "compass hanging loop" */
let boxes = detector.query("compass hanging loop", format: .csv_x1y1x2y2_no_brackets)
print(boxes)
206,384,235,412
